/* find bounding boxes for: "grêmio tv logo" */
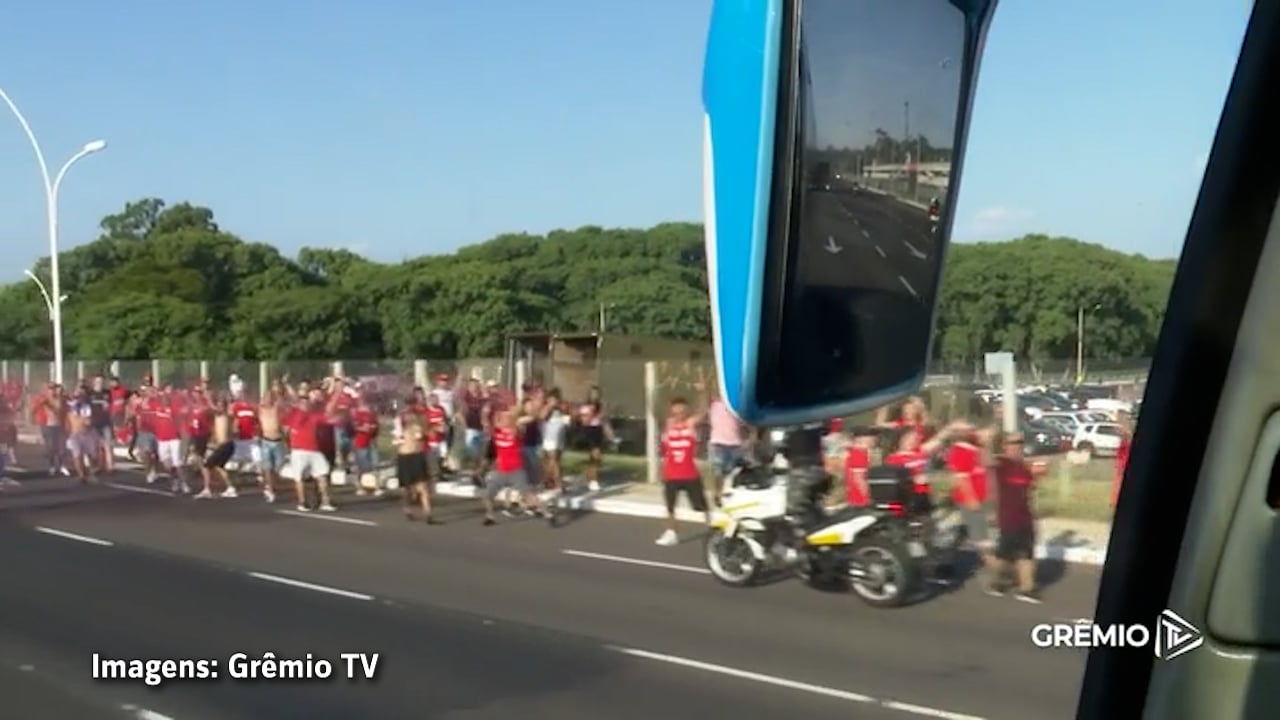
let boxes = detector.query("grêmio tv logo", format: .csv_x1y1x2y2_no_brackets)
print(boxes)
1031,610,1205,660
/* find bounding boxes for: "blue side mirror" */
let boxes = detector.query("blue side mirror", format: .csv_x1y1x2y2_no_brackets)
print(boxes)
702,0,997,424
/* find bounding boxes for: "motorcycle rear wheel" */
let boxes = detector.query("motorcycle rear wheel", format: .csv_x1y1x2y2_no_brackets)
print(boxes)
848,539,917,608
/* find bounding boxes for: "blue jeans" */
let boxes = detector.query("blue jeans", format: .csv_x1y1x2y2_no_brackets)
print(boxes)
522,446,541,487
711,443,743,475
353,446,378,474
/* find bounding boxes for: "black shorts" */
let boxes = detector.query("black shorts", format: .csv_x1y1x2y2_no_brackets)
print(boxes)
204,441,234,470
582,425,605,452
662,477,709,514
188,435,210,460
996,527,1036,561
397,452,438,486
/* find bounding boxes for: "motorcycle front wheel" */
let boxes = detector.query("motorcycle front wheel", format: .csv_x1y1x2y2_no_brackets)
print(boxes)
704,528,762,587
848,539,917,608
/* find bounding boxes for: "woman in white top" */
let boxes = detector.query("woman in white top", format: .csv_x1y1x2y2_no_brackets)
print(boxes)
540,388,569,490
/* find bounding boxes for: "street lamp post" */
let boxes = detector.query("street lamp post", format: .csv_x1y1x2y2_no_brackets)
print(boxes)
1076,303,1103,384
0,87,106,385
23,269,68,318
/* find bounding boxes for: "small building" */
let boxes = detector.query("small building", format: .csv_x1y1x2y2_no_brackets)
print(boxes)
504,332,714,418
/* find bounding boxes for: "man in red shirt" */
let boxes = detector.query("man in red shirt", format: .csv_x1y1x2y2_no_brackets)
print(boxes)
656,390,710,547
843,429,877,507
285,388,337,513
987,431,1049,603
946,427,994,563
228,392,261,475
350,392,381,495
479,408,545,526
150,392,187,492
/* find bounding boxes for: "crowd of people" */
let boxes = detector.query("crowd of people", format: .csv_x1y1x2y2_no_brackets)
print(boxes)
0,372,619,525
658,392,1134,603
1,371,1134,603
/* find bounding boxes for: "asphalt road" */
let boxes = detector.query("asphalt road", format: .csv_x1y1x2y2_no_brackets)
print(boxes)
0,448,1098,720
801,189,938,302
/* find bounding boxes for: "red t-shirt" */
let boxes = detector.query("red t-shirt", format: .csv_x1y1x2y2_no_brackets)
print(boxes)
492,426,522,472
136,398,156,434
286,407,326,452
426,405,447,445
229,401,258,440
150,399,180,442
185,402,213,438
1112,435,1132,506
946,441,989,504
885,450,931,495
352,407,378,449
995,457,1035,531
844,447,870,506
661,421,700,481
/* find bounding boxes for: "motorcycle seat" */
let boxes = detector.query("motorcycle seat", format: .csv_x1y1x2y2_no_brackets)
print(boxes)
803,505,876,532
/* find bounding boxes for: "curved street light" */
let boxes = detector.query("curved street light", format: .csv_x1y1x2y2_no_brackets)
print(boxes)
0,86,106,384
23,269,69,317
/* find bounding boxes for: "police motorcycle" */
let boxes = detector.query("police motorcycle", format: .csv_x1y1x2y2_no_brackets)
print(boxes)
704,426,964,608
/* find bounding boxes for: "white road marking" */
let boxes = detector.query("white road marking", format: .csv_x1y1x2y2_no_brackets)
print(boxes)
277,509,378,526
612,647,987,720
861,227,870,238
105,482,174,497
122,705,177,720
902,240,927,259
561,549,710,575
899,276,918,297
875,245,887,258
33,526,113,546
246,571,374,601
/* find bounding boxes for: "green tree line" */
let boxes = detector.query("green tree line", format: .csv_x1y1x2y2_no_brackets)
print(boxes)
0,198,1174,365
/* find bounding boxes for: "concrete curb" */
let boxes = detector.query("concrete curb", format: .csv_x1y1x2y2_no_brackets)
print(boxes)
10,440,1109,566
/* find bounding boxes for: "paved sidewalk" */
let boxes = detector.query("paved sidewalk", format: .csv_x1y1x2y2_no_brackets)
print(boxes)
7,434,1113,565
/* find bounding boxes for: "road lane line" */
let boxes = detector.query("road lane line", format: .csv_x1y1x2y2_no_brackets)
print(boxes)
881,700,987,720
34,526,114,547
861,227,870,238
246,571,374,601
612,646,988,718
902,240,927,259
105,482,174,497
561,549,710,575
122,707,177,720
875,245,886,258
899,276,918,297
277,509,378,526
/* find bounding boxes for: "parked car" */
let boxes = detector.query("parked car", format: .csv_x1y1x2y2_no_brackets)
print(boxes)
1023,419,1071,456
1073,422,1125,456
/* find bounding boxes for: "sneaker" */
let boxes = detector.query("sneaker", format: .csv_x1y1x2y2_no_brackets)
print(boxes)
295,504,311,512
194,489,213,499
983,585,1006,597
58,466,71,477
1014,591,1042,604
588,480,601,492
655,529,678,547
145,471,158,484
263,489,276,503
318,503,336,512
0,476,19,488
220,487,238,499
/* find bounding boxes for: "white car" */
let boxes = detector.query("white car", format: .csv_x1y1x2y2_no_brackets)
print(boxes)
1040,411,1107,431
1073,423,1125,456
1086,398,1134,416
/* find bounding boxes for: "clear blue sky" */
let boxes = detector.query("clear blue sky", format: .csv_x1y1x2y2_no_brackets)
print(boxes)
0,0,1250,281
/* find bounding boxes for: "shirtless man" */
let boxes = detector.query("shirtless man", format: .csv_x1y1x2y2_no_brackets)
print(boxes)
66,388,100,483
38,383,68,476
258,387,287,504
196,399,238,499
397,402,439,524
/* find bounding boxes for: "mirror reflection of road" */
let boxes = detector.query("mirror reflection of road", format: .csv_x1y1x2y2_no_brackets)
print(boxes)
802,189,938,303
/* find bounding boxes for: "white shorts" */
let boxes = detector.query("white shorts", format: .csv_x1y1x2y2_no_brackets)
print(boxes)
289,449,330,480
156,439,183,469
233,440,261,467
